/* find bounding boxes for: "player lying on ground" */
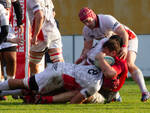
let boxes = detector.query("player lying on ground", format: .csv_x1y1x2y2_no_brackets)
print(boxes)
0,38,128,104
32,36,127,104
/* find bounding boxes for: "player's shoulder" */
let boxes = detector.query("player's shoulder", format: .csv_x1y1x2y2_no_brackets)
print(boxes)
98,14,115,18
0,4,5,10
98,14,117,22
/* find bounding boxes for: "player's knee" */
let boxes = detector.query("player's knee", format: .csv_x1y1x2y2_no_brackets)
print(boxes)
127,61,136,71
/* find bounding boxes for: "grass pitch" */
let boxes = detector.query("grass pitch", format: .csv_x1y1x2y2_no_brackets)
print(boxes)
0,78,150,113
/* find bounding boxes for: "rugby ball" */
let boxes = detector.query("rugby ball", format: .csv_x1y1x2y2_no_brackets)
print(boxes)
94,56,115,68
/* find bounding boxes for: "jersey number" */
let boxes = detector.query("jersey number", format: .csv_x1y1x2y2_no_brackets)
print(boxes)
88,69,98,75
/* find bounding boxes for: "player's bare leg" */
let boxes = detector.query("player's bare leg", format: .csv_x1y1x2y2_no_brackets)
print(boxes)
2,51,16,79
127,51,149,102
29,51,45,75
0,53,4,82
0,79,25,91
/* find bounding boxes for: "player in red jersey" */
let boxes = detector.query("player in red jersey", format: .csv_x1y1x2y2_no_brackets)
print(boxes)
76,7,149,102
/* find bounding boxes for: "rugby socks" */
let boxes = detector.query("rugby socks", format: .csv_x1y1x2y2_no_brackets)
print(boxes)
131,69,148,93
40,96,53,104
0,80,9,90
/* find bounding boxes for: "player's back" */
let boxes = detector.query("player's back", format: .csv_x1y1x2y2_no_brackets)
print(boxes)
61,63,103,89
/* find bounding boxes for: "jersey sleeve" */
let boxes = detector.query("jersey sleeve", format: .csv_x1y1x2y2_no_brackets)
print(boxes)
82,26,93,41
0,5,9,26
0,4,6,16
103,15,121,31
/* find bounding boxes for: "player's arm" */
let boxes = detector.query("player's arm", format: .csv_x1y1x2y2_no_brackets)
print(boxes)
0,25,9,44
114,25,128,47
114,25,128,59
32,10,44,45
105,15,128,59
75,39,93,64
95,52,117,78
11,0,23,27
70,86,99,104
70,92,86,104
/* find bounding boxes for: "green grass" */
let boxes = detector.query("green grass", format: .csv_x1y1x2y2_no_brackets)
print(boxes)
0,78,150,113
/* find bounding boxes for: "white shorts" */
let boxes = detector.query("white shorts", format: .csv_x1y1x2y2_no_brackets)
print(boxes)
128,37,138,53
35,63,64,94
30,20,62,52
30,37,62,52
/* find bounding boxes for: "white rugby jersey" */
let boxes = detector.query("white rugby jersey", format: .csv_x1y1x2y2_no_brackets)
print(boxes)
0,25,17,50
0,4,9,26
34,62,103,95
87,38,108,63
83,14,137,41
61,62,103,90
83,14,121,41
27,0,61,41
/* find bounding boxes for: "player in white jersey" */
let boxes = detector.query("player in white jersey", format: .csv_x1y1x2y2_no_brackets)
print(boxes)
27,0,64,75
0,0,23,100
0,4,9,44
0,0,23,81
77,7,149,102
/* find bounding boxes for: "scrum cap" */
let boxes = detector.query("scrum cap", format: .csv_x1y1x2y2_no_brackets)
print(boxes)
79,7,96,21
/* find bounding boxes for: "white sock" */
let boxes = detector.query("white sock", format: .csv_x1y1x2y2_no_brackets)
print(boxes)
115,92,120,99
0,89,22,96
131,69,148,93
0,80,10,90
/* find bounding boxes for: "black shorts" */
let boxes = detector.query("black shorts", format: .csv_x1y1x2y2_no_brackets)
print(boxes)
0,46,17,52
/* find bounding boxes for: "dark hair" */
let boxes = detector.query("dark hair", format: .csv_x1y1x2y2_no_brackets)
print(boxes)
109,35,123,47
102,39,121,55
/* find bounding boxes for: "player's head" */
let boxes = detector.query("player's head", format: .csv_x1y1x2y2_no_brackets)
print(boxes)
79,7,97,29
102,38,121,57
109,35,123,47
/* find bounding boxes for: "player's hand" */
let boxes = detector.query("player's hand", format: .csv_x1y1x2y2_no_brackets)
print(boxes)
17,25,24,34
31,36,38,45
98,52,106,58
119,47,128,60
75,56,84,64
